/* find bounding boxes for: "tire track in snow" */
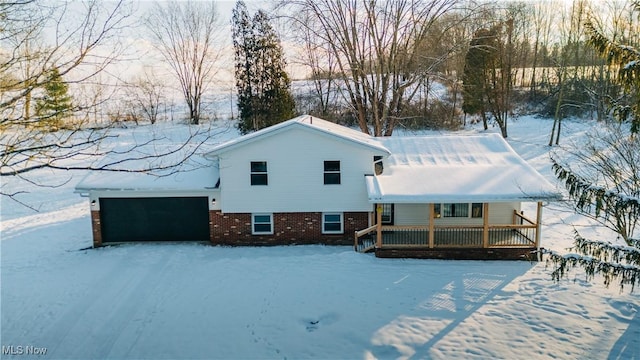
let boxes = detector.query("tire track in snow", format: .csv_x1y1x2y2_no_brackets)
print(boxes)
80,250,175,359
39,249,172,358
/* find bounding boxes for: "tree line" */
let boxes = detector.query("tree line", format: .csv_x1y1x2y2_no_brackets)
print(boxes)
3,1,638,137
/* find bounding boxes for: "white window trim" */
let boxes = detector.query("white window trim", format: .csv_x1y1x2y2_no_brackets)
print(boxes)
322,212,344,234
252,213,273,235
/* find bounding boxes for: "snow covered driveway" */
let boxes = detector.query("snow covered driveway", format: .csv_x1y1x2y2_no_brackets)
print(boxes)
2,224,638,359
2,228,530,359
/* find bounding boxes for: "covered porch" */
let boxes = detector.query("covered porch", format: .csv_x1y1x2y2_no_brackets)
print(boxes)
360,133,560,260
354,202,543,260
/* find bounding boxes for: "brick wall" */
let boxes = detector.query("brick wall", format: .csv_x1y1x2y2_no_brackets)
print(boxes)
91,210,102,247
210,211,369,246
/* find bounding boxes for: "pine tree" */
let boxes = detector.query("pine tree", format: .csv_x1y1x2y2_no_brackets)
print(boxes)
232,1,295,134
462,28,497,131
545,0,640,290
585,1,640,134
35,67,73,131
547,142,639,291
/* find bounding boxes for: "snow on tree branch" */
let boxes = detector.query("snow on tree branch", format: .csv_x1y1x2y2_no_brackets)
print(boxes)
543,231,640,292
551,158,640,226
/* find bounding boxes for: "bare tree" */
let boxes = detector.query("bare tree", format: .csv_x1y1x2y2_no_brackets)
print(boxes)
0,1,223,209
548,0,589,146
528,1,555,100
145,1,223,125
123,70,166,125
279,0,458,136
291,10,340,119
1,1,132,176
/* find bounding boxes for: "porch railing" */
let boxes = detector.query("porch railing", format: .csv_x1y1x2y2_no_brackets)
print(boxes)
355,224,536,251
514,211,536,226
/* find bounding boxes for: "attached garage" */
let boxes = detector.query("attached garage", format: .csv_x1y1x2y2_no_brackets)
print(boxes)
99,197,210,243
75,163,220,247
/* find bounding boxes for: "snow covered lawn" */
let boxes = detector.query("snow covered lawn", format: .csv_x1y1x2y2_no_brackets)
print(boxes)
1,117,639,359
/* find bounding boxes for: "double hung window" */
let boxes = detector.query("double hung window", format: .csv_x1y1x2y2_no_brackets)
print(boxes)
252,214,273,234
250,161,268,185
324,161,341,184
322,213,343,234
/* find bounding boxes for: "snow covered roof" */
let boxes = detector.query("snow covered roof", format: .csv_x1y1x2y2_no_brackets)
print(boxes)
366,133,561,203
74,163,219,193
74,117,559,202
205,115,390,156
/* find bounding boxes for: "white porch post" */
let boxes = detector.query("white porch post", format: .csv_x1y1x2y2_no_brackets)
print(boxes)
536,201,543,261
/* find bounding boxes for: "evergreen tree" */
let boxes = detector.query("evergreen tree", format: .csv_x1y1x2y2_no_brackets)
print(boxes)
232,1,295,134
546,2,640,290
585,1,640,134
232,1,255,131
462,28,496,131
548,136,639,291
35,67,73,131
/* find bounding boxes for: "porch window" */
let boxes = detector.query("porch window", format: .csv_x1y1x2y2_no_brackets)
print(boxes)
250,161,268,185
434,203,483,218
322,213,343,234
252,213,273,234
471,203,483,218
324,161,341,184
381,204,394,224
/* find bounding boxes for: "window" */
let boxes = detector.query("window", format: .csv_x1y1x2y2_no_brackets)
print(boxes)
324,161,341,184
374,155,383,175
322,213,343,234
381,204,394,225
471,203,483,218
252,214,273,234
434,203,484,218
250,161,268,185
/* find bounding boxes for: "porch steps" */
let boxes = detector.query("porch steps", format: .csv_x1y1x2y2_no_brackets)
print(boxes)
355,238,376,253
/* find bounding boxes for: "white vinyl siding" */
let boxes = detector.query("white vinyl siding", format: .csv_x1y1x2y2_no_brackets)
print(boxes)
395,204,429,225
218,128,380,213
488,202,521,223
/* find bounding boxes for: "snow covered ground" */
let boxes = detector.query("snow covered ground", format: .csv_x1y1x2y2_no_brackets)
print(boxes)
1,116,638,359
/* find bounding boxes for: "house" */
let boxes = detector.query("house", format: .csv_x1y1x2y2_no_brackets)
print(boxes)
75,115,560,259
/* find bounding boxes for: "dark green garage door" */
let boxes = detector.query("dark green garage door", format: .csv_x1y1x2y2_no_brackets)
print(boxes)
99,197,209,243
